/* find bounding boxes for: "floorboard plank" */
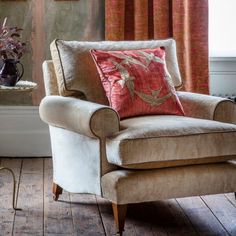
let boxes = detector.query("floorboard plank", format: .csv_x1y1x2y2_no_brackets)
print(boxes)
44,158,74,235
129,202,166,236
70,193,105,235
44,234,74,236
0,158,22,236
201,194,236,236
13,158,44,236
177,196,229,236
151,199,198,236
96,196,137,236
225,193,236,208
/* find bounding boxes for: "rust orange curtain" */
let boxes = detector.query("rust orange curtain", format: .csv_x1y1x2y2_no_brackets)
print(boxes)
105,0,209,94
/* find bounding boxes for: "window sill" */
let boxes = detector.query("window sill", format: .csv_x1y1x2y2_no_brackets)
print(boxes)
209,57,236,62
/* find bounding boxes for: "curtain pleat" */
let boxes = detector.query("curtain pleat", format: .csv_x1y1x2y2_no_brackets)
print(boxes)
148,0,154,39
124,0,134,40
105,0,125,40
134,0,149,40
172,0,191,90
153,0,171,39
105,0,209,94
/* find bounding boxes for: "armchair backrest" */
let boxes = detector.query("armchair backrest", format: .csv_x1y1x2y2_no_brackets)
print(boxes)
42,60,59,96
46,39,182,104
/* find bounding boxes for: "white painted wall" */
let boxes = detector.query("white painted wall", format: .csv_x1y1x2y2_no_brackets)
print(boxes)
0,106,51,157
209,58,236,97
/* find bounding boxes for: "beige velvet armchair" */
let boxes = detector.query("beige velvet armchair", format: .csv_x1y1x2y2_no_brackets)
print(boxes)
39,39,236,235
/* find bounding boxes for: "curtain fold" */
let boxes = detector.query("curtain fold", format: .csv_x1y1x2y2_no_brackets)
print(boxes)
134,0,149,40
105,0,209,94
105,0,125,40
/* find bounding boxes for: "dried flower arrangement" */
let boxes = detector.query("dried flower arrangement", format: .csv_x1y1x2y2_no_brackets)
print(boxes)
0,18,28,60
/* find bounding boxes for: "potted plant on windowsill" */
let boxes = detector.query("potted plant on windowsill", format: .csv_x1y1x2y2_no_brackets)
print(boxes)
0,18,28,87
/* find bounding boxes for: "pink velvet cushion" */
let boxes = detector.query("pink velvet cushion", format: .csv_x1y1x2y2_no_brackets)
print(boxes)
91,48,184,119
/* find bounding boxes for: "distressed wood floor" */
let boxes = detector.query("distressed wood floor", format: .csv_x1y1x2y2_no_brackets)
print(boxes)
0,158,235,236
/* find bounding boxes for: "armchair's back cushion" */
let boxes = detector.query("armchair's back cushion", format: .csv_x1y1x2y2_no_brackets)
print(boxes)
50,39,182,105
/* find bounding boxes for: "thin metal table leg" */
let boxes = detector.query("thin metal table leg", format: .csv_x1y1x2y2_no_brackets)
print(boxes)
0,167,21,210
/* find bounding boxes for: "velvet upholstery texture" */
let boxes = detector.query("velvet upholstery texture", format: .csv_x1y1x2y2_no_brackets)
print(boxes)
178,92,236,124
105,0,209,94
42,61,59,96
40,96,120,139
49,126,117,196
50,39,182,101
106,116,236,168
91,47,184,118
102,162,236,204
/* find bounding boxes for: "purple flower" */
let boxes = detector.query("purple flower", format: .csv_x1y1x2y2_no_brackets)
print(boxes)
0,18,28,60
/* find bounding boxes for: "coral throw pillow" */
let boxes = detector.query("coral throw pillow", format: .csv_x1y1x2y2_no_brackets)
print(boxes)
91,48,184,119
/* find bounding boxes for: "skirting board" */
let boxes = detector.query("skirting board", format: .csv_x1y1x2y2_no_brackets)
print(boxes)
0,106,51,157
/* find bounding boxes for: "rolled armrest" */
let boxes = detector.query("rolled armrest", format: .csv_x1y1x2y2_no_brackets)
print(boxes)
178,91,236,124
39,96,120,138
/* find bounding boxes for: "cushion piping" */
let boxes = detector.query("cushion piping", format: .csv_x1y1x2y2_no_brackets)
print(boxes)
109,129,236,141
120,155,236,169
213,99,235,120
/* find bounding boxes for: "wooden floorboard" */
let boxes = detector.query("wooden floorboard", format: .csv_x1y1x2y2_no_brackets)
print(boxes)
96,196,116,236
151,199,198,236
44,158,74,235
201,194,236,236
0,158,235,236
96,196,137,236
177,196,230,236
225,193,236,207
70,193,105,235
13,158,44,236
129,202,167,236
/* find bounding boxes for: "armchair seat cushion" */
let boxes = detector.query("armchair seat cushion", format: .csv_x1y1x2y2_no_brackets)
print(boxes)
106,116,236,169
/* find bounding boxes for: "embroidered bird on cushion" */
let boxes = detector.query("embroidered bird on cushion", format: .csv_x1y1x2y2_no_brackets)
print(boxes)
138,51,165,66
135,87,173,107
110,59,135,97
109,52,147,69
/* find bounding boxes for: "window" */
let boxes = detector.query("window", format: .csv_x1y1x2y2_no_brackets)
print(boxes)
209,0,236,57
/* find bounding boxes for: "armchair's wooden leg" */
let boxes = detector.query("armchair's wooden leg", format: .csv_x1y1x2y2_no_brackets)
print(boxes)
234,192,236,199
52,183,63,201
112,203,127,235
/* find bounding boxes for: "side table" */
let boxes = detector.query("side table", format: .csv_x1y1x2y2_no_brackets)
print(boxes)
0,80,36,210
0,80,37,92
